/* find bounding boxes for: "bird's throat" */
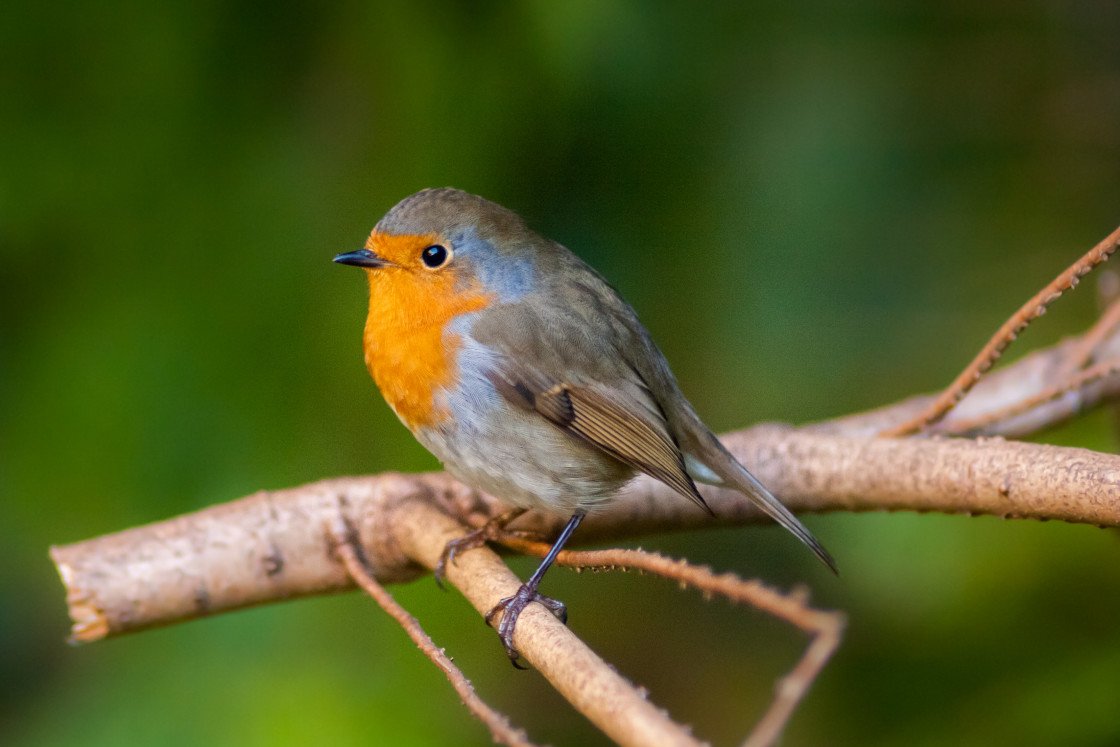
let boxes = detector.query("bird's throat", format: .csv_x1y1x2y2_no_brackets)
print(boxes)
362,268,490,430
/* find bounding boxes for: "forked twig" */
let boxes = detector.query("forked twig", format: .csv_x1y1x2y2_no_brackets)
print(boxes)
882,224,1120,436
938,357,1120,435
1058,297,1120,376
498,536,845,747
328,520,533,747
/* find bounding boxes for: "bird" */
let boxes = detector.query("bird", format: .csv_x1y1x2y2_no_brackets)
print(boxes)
334,187,836,665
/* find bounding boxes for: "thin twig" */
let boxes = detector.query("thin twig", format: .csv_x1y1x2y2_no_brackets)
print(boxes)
939,357,1120,435
498,537,845,747
882,224,1120,436
1058,297,1120,376
328,519,533,747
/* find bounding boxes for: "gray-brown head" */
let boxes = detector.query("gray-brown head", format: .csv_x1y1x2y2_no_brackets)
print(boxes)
333,188,551,303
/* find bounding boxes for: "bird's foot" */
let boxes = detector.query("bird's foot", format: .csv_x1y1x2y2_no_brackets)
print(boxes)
434,507,528,590
485,582,568,668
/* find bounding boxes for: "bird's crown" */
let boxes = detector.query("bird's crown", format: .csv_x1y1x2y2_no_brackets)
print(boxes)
375,187,527,242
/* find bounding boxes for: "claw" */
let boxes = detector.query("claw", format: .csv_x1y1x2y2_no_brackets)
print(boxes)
485,583,569,666
433,508,528,590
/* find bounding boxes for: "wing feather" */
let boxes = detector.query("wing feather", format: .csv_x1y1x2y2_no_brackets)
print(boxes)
488,368,712,514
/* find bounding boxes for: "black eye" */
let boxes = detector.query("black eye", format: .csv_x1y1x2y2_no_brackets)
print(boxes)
421,244,449,268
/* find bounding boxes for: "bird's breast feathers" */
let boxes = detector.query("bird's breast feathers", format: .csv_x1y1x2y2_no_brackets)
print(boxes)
362,259,491,431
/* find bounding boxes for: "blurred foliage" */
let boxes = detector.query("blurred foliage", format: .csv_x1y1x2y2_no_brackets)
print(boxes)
3,1,1120,745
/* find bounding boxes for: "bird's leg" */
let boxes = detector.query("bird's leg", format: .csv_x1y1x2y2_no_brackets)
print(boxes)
485,511,586,667
434,507,528,589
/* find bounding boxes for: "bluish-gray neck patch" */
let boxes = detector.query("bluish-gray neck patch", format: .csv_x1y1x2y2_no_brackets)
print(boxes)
449,226,534,304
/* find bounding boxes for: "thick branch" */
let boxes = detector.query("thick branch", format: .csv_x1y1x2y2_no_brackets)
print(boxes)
51,474,440,640
730,427,1120,525
51,423,1120,643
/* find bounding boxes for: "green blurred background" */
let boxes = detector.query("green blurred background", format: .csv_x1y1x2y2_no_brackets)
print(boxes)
4,2,1120,745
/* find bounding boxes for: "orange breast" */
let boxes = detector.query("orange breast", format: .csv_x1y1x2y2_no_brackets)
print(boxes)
361,251,490,431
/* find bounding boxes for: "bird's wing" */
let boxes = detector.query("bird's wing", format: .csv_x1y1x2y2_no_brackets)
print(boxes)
486,360,713,515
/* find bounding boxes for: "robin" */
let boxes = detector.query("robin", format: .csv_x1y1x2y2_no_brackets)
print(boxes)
335,188,835,665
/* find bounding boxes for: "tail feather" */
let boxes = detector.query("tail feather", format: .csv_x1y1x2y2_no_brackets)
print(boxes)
688,451,838,575
729,462,837,574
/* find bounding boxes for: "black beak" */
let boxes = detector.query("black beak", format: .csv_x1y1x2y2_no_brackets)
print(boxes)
333,249,391,268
